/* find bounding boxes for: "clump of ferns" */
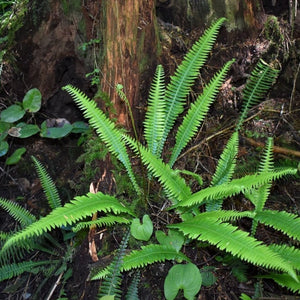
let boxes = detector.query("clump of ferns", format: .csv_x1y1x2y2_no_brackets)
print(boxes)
0,18,299,298
0,157,75,294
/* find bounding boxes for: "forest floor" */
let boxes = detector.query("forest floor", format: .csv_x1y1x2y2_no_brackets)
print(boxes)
1,7,300,300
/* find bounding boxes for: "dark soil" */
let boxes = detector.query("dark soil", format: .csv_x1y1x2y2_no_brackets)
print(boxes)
1,1,300,300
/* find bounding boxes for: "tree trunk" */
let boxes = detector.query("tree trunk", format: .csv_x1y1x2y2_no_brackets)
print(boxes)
98,0,159,128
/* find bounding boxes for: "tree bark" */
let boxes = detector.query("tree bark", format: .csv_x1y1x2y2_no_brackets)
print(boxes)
98,0,159,127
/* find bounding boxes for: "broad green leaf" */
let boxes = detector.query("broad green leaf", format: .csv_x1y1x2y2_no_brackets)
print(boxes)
8,123,40,138
22,88,42,112
0,140,8,156
100,296,115,300
130,214,153,241
156,229,184,252
5,147,26,165
0,121,10,141
0,105,25,123
40,121,72,139
164,263,202,300
200,266,217,287
71,121,89,133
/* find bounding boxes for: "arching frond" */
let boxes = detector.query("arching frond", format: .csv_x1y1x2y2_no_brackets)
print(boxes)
125,271,140,300
144,64,165,155
156,18,227,156
169,216,296,279
173,168,297,209
237,59,280,130
0,197,36,227
62,85,140,195
255,210,300,241
169,60,235,167
99,230,130,300
0,260,58,282
73,215,131,232
268,244,300,271
260,273,300,293
121,244,190,271
123,134,191,203
206,131,239,211
0,192,134,262
32,156,61,209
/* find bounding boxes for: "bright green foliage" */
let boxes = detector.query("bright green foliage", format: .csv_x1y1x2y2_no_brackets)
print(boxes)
206,131,239,211
156,17,227,156
0,192,134,262
237,59,280,130
121,244,190,271
72,215,131,232
32,156,61,210
0,197,36,227
144,64,165,155
259,273,300,293
5,147,26,165
168,59,235,167
130,215,153,241
169,215,296,279
62,85,140,195
164,263,202,300
173,169,297,209
123,134,191,202
156,229,184,253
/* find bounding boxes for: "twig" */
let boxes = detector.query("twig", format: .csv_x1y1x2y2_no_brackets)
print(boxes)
244,136,300,158
46,272,64,300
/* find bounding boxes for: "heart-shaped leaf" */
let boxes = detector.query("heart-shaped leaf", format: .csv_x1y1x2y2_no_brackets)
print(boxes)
164,263,202,300
5,147,26,165
0,140,9,156
40,121,72,139
22,88,42,112
14,123,40,138
0,105,25,123
130,214,153,241
156,229,184,252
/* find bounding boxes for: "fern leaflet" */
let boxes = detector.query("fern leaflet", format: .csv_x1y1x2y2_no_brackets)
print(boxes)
156,18,226,156
0,197,36,227
169,59,234,167
121,244,190,271
237,59,279,130
32,156,61,209
62,85,140,195
144,64,165,155
169,216,296,279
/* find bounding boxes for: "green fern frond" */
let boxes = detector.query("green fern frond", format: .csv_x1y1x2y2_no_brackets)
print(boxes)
0,197,36,227
121,244,190,271
206,131,239,211
173,168,297,209
125,271,140,300
73,215,131,232
255,210,300,241
62,85,140,195
99,230,130,299
247,138,274,234
169,59,235,167
198,210,255,222
144,64,165,155
0,192,134,262
268,244,300,271
260,273,300,293
123,134,191,203
32,156,61,209
169,216,296,278
0,260,57,282
237,59,280,130
156,17,226,156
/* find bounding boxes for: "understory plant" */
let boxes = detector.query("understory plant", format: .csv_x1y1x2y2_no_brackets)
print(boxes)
0,18,299,299
0,87,89,165
0,156,75,298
